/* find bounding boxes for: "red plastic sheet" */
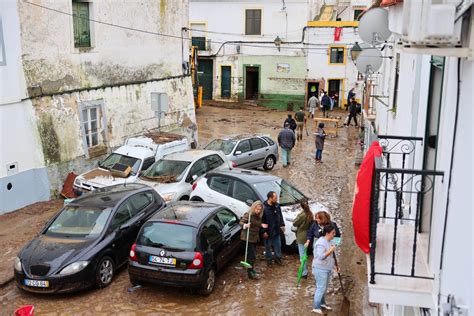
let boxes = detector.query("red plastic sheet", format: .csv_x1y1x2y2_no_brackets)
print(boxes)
334,27,342,42
381,0,403,7
352,141,382,254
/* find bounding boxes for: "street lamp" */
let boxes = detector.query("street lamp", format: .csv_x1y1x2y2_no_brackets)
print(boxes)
274,36,282,52
350,42,362,63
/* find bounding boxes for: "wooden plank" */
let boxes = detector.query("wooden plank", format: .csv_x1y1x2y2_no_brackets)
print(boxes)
314,117,340,137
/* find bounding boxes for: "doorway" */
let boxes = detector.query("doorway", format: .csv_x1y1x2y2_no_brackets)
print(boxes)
197,59,213,100
306,82,319,102
328,79,342,108
221,66,231,98
245,66,259,100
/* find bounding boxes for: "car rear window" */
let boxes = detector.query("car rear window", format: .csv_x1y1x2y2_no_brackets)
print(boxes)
262,136,275,146
204,139,237,155
138,222,196,251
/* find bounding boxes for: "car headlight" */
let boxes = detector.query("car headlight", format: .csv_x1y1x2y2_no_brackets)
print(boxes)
59,261,89,276
14,257,22,272
162,192,177,202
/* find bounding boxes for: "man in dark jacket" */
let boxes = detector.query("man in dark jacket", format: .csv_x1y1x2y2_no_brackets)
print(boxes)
277,122,296,167
345,97,359,127
321,91,331,118
283,114,297,133
262,191,285,265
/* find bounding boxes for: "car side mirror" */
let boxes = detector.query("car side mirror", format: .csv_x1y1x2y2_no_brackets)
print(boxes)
234,151,242,156
192,175,198,182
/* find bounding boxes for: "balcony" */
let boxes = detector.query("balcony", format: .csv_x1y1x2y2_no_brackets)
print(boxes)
367,136,444,309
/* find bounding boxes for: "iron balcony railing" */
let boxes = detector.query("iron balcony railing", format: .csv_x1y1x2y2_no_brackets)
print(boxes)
369,135,444,284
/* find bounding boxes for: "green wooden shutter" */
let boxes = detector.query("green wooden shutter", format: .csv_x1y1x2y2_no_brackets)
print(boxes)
73,2,91,47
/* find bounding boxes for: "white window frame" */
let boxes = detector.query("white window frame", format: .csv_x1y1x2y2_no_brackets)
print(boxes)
79,100,107,157
0,16,6,66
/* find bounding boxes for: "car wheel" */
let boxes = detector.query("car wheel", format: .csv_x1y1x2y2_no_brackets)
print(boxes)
263,156,276,170
190,196,204,202
179,195,190,201
96,256,114,288
198,267,216,296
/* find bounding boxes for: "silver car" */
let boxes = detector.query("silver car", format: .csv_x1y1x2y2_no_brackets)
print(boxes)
204,135,278,170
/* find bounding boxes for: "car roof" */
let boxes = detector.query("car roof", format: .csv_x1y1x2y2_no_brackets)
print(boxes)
206,168,279,184
114,145,154,160
219,134,270,141
69,183,152,208
162,150,222,162
148,201,222,227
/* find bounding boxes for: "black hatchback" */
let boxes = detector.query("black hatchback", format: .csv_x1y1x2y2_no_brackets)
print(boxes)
128,201,242,295
14,183,165,294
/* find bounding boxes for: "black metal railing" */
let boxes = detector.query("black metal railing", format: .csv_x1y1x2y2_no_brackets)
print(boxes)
369,136,444,284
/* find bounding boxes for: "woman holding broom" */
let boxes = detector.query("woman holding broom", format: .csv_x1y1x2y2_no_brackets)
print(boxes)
239,201,264,279
292,199,313,279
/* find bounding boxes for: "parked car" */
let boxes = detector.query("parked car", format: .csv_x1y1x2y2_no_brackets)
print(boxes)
136,150,231,203
73,132,189,194
128,201,242,295
14,184,165,294
189,168,327,248
204,135,278,170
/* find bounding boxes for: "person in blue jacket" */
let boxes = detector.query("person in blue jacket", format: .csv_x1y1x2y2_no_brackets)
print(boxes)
304,211,341,248
262,191,285,265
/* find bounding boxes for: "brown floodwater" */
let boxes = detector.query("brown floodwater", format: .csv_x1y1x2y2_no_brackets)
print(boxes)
0,104,369,315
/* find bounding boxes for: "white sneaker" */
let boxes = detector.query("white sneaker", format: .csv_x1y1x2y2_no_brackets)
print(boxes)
311,308,324,314
321,304,332,311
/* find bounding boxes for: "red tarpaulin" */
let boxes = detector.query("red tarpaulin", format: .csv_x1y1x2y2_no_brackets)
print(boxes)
381,0,403,7
352,141,382,254
334,27,342,42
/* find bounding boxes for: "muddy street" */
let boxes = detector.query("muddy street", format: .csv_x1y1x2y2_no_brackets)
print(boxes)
0,104,368,315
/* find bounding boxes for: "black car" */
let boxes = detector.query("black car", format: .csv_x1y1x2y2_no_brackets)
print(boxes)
14,183,165,294
128,201,242,295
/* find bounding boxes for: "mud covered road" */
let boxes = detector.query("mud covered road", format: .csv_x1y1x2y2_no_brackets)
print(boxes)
0,104,370,315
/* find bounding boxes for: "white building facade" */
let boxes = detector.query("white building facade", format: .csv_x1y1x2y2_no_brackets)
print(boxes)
360,1,473,315
0,0,196,214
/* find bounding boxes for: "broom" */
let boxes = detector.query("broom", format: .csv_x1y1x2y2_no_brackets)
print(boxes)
333,251,351,315
240,212,253,269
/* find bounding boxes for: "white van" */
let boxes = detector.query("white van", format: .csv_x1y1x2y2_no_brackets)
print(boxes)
73,132,189,194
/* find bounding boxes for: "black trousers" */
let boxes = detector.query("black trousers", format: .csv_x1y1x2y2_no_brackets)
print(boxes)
347,113,358,126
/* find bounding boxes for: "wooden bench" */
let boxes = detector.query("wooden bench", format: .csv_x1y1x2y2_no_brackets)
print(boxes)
313,117,340,137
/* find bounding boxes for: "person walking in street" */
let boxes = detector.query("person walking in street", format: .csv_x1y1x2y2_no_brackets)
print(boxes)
345,97,359,127
311,224,339,314
308,94,319,118
329,95,335,112
295,107,306,141
278,122,296,167
321,91,331,118
292,200,314,279
262,191,285,266
305,211,341,248
239,201,264,279
284,114,297,134
346,88,356,111
314,123,326,163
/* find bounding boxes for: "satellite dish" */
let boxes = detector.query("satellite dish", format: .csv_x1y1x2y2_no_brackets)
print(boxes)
359,8,391,45
355,48,383,74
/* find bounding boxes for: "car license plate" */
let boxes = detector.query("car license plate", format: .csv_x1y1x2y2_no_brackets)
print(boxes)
24,279,49,287
149,255,176,266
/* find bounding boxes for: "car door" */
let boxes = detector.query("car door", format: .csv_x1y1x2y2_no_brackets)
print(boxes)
204,154,225,173
249,137,269,168
185,158,208,195
215,209,242,266
229,180,260,216
232,139,254,168
200,215,225,270
109,201,135,264
205,175,233,207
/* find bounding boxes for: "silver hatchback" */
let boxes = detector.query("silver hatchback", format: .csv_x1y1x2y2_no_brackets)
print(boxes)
204,135,279,170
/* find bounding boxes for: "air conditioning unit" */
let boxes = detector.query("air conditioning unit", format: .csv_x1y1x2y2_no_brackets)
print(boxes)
396,0,461,46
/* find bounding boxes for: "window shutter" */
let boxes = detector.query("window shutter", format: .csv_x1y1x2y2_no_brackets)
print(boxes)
78,3,91,47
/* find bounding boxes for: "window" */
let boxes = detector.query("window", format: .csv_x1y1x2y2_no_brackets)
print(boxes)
139,222,195,251
245,9,261,35
329,47,345,64
187,158,207,182
354,9,364,21
128,192,154,215
190,23,206,50
142,157,155,171
262,136,275,146
205,154,225,171
72,1,91,48
392,53,400,112
232,180,257,204
192,37,206,51
79,100,106,150
249,137,267,150
216,209,239,232
209,176,232,195
0,16,6,66
202,215,223,244
111,202,133,230
235,139,251,154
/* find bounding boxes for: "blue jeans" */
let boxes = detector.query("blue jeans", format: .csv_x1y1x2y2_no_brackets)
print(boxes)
315,149,323,160
313,268,330,308
264,234,282,262
297,243,308,276
281,148,292,166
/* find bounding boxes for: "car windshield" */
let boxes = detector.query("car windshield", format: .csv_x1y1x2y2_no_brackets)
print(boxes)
204,139,237,155
138,222,195,251
141,159,191,183
100,153,141,176
45,206,112,238
252,179,307,206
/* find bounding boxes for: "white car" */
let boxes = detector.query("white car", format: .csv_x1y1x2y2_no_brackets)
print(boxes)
73,133,188,194
189,168,327,248
137,150,231,203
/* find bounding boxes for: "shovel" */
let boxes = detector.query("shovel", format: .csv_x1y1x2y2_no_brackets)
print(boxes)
333,251,351,315
240,213,253,269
